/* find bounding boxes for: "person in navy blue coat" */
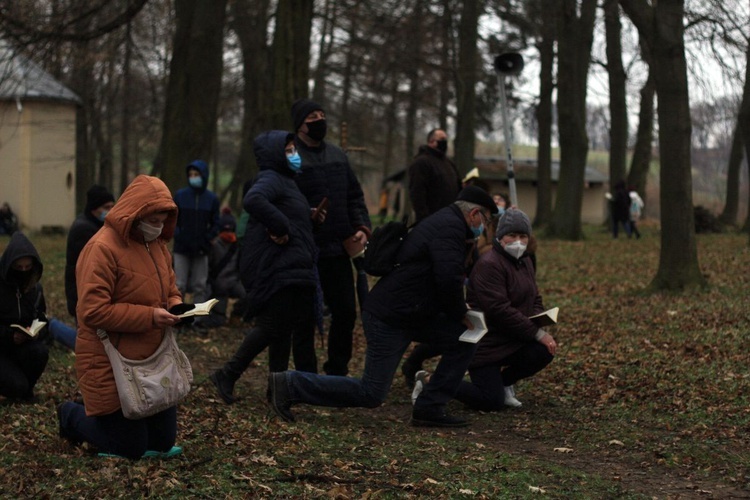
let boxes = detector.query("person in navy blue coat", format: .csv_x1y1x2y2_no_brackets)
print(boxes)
210,131,320,405
290,99,371,376
172,160,220,307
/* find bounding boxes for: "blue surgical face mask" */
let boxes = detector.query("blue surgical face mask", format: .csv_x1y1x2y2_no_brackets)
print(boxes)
97,210,109,222
471,222,484,239
497,206,505,216
287,152,302,172
189,176,203,188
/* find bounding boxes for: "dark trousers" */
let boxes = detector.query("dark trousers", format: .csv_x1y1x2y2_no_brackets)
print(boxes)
223,286,317,378
402,342,442,373
455,342,553,411
317,255,357,376
0,340,48,399
59,402,177,459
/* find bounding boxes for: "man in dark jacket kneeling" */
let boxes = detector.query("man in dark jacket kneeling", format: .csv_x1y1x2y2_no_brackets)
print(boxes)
268,186,498,427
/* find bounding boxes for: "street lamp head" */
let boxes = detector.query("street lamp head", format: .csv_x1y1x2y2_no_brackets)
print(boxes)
494,53,524,75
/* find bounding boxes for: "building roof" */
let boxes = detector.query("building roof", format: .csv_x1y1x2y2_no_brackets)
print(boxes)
473,156,608,184
384,156,609,185
0,42,80,104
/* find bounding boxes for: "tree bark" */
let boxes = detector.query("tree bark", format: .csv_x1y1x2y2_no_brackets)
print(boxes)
546,0,597,240
153,0,228,192
718,124,743,227
620,0,706,290
626,66,655,203
438,0,454,131
533,0,555,227
225,0,273,209
405,0,424,160
604,0,628,186
726,39,750,229
120,19,133,194
453,0,482,176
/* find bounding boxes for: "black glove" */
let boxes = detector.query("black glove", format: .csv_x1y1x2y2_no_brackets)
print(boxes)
169,303,195,326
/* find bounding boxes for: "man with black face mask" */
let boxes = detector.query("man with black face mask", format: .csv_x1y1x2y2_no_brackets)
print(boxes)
0,232,49,403
407,128,462,223
290,99,372,377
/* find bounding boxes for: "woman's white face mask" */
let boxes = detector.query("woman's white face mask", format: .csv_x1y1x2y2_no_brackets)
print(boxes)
139,221,164,242
503,240,527,259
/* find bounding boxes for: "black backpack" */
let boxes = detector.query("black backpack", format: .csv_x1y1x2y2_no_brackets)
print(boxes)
362,221,410,276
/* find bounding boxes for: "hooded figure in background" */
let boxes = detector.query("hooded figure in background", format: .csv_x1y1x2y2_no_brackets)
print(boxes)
0,232,49,402
172,160,220,310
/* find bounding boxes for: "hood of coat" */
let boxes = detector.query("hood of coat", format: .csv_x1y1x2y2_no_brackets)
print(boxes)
253,130,296,177
104,175,178,244
186,159,210,192
0,231,43,290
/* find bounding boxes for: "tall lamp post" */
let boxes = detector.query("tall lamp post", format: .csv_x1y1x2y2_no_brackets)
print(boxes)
494,53,524,207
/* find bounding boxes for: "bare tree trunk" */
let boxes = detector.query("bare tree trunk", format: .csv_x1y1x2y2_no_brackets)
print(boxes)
438,0,454,131
270,0,313,129
718,124,743,227
546,0,597,240
627,67,655,202
312,0,336,106
225,0,273,210
533,0,555,227
405,0,424,161
453,0,482,176
153,0,228,192
605,0,628,186
726,39,750,229
71,40,94,213
621,0,706,290
383,77,399,178
120,19,132,195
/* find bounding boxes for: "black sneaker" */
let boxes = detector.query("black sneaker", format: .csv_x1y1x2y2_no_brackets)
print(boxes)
209,370,236,405
267,372,295,422
411,409,469,428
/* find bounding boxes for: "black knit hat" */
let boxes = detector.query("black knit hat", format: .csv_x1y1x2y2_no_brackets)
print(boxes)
456,185,499,215
85,185,115,213
291,99,324,132
496,208,532,239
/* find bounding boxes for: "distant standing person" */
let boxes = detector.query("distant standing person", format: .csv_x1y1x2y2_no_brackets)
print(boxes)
611,181,631,239
173,160,220,306
628,187,644,239
408,128,462,223
0,232,49,403
291,99,371,376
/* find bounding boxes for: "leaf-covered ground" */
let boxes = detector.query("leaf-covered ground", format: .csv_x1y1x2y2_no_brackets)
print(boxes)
1,225,749,498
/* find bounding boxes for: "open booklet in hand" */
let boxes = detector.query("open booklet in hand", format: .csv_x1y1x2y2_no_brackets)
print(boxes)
459,310,488,343
11,319,47,338
529,307,559,327
177,299,219,318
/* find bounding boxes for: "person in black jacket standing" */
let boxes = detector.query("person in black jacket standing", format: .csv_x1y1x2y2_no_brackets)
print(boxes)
268,186,498,428
210,131,320,404
290,99,371,376
407,128,462,223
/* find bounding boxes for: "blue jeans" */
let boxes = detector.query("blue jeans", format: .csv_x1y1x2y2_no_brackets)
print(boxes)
58,402,177,459
49,318,77,350
285,311,476,414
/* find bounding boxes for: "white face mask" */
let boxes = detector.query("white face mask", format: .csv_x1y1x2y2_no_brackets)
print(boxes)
503,240,527,259
139,221,164,242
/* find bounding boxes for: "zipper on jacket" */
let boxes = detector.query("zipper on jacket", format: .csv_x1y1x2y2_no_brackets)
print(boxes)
145,241,168,307
16,289,22,317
